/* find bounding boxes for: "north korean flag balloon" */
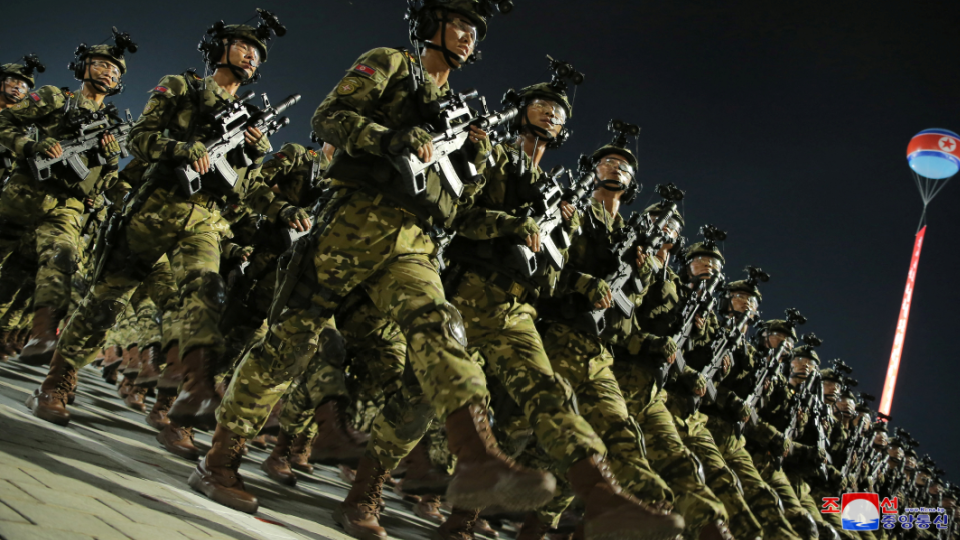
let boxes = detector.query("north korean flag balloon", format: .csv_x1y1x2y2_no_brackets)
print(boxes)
907,128,960,180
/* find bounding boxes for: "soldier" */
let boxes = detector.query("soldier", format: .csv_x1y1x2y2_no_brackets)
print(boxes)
699,276,803,540
609,204,731,540
26,13,309,436
0,35,134,366
521,131,685,537
0,55,44,361
441,86,684,538
205,1,559,519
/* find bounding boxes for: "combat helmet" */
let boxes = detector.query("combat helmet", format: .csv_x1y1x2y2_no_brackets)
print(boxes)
198,9,286,85
720,266,769,318
407,0,511,69
502,55,582,149
69,27,137,96
588,119,642,202
0,55,44,103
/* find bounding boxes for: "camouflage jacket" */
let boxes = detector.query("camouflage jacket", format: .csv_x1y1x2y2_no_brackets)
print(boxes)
312,47,489,229
0,85,119,198
449,140,575,296
128,72,284,218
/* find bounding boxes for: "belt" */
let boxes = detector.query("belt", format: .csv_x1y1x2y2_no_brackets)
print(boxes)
467,266,533,303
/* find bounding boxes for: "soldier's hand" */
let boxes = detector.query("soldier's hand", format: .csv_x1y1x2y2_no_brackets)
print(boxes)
681,371,707,397
388,127,433,161
525,232,541,253
652,335,679,364
229,245,254,262
721,352,733,375
279,205,312,232
594,289,613,310
244,126,270,155
100,132,121,156
575,274,612,309
28,137,63,159
560,201,576,222
636,247,648,270
510,217,540,241
467,125,488,145
694,314,705,330
174,141,210,174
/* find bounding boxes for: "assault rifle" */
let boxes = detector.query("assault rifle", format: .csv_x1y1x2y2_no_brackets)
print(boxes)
176,91,300,197
736,308,806,435
780,371,830,480
506,161,594,277
698,309,756,406
657,272,725,388
389,89,518,199
29,103,134,183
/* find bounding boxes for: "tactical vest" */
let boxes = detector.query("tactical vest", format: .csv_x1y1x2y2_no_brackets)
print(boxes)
323,50,476,230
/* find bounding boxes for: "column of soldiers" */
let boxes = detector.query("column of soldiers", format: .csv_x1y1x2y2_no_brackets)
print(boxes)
0,3,955,540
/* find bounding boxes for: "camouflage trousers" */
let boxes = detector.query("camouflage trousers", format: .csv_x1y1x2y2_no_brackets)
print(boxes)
0,228,36,332
221,251,279,372
0,176,86,316
56,186,225,369
666,394,764,540
0,276,32,333
615,363,727,539
218,189,486,439
810,484,866,540
753,454,818,539
449,270,606,472
105,302,137,350
706,414,801,540
130,284,162,349
540,322,673,504
787,471,844,540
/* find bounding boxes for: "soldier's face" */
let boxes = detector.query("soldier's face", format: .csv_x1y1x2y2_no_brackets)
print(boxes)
887,445,903,459
823,380,839,403
2,77,28,102
84,58,121,91
595,154,634,183
688,255,722,280
431,13,477,64
766,331,794,351
222,39,260,76
789,356,815,383
730,291,758,315
873,431,889,448
835,397,855,418
524,98,566,137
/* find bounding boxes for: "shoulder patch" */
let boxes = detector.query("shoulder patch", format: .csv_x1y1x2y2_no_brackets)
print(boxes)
29,93,40,102
13,100,30,110
337,77,363,96
153,86,168,93
352,64,377,77
308,149,318,157
63,90,74,98
142,97,161,115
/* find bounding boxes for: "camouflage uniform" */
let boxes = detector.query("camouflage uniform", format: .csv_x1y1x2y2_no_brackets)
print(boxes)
54,71,289,371
613,263,728,538
0,86,121,321
704,338,802,540
217,47,492,440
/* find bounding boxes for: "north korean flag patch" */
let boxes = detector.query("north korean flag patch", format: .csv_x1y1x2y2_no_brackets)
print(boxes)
352,64,376,77
29,93,40,102
274,152,287,161
154,86,168,93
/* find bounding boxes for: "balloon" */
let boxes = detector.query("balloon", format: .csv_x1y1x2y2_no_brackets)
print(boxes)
907,128,960,180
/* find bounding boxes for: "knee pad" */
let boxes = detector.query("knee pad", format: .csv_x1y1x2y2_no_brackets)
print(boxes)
263,331,319,382
317,326,346,367
401,301,468,348
182,271,227,311
380,392,434,440
48,243,79,274
816,523,839,540
88,299,126,331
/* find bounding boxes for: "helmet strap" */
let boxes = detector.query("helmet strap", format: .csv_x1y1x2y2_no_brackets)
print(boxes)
79,58,122,96
215,41,257,86
422,9,467,70
520,102,556,142
595,179,626,192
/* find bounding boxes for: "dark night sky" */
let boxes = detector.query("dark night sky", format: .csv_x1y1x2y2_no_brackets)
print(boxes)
5,1,958,477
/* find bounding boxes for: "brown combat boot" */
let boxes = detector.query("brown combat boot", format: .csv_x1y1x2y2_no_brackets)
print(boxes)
434,507,480,540
157,343,185,391
157,420,200,461
123,384,148,412
414,494,445,524
0,331,16,361
147,390,175,430
249,433,269,450
397,438,452,495
25,350,76,426
699,521,735,540
188,424,258,513
333,454,388,540
260,431,298,486
134,343,162,388
101,345,122,383
444,403,556,511
517,513,551,540
567,455,685,540
18,306,62,366
167,347,221,430
289,432,314,473
310,397,368,467
122,344,142,378
474,518,499,539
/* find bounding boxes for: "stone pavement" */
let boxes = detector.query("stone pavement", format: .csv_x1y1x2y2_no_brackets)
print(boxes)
0,360,512,540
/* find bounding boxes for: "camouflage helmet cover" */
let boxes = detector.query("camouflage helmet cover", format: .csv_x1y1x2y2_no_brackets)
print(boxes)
683,241,726,266
727,279,762,302
81,44,128,75
792,344,821,365
641,201,685,227
762,319,798,340
591,144,638,169
820,368,842,383
217,24,270,63
0,63,38,88
516,81,572,118
423,0,490,40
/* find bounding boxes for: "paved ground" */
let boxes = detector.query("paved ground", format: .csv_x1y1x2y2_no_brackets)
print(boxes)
0,360,511,540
